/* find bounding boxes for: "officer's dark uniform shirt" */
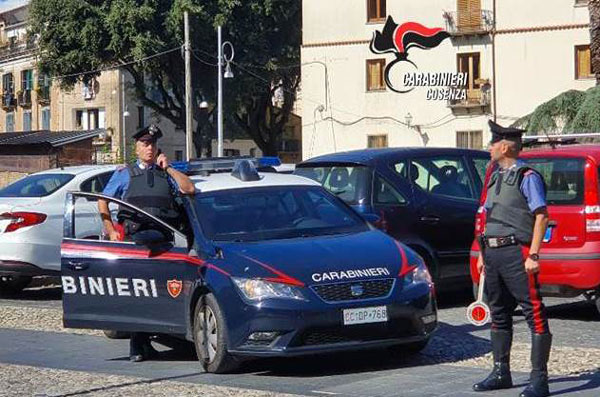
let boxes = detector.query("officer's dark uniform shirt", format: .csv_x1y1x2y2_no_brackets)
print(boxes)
103,161,179,200
484,160,546,213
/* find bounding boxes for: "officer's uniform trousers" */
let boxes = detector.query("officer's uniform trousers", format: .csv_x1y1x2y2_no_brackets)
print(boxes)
483,244,549,334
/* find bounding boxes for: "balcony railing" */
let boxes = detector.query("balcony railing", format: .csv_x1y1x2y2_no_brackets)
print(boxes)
443,9,494,36
0,36,37,59
2,92,16,109
18,89,32,107
448,87,491,109
37,86,51,104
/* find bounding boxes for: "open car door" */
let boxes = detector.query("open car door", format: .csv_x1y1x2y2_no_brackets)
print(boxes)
61,191,198,335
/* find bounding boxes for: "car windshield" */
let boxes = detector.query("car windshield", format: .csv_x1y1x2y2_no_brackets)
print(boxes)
522,157,584,205
0,173,75,197
294,165,370,205
194,186,369,242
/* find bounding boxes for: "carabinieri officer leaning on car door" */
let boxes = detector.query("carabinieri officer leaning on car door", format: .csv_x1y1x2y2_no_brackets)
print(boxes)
97,124,195,362
473,120,551,397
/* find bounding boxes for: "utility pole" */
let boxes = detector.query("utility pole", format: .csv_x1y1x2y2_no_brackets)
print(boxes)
184,11,193,161
121,72,127,163
217,25,224,157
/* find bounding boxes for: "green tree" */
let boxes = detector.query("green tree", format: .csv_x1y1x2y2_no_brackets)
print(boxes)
29,0,300,156
514,2,600,133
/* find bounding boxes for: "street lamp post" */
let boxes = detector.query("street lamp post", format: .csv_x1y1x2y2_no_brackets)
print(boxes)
217,25,234,158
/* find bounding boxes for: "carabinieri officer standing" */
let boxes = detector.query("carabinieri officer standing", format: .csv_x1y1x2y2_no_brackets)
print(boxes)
98,124,195,362
473,120,551,397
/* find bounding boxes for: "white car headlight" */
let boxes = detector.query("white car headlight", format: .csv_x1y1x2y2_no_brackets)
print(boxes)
232,277,305,301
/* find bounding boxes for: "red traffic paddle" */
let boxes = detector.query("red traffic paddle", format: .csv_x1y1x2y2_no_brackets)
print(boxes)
466,272,491,326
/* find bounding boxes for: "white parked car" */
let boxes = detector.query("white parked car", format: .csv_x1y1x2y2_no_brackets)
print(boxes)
0,165,117,294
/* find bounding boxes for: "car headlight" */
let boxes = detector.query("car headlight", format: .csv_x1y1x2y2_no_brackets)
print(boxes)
403,256,433,285
232,277,305,301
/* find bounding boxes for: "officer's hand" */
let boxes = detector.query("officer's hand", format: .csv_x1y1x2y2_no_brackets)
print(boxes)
156,153,169,169
476,253,484,274
524,257,540,274
108,229,121,242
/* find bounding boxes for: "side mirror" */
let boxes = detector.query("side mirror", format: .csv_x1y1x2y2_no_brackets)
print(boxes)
133,229,169,246
361,213,381,224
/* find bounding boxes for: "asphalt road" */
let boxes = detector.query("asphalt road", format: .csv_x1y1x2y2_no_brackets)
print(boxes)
0,284,598,397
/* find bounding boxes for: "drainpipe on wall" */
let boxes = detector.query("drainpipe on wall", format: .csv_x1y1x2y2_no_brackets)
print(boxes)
492,0,497,122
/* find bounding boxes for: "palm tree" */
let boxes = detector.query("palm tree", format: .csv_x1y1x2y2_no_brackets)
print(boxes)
590,0,600,84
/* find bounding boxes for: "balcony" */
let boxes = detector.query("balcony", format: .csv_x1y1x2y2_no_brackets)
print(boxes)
448,87,491,110
2,92,16,110
443,9,494,36
37,86,51,104
17,89,32,107
0,35,38,61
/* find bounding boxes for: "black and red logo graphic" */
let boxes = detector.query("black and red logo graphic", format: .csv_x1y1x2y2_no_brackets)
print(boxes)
167,279,183,298
369,16,450,93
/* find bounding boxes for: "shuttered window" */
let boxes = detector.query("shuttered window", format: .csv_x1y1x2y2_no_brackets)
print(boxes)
367,0,386,22
366,59,386,91
457,131,483,149
457,0,481,32
368,135,388,148
575,45,594,79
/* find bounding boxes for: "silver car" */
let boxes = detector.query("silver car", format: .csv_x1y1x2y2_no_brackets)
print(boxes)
0,165,117,294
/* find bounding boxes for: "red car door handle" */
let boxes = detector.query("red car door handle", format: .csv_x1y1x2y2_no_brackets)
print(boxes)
67,261,89,271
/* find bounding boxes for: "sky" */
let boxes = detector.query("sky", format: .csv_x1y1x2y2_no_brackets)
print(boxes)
0,0,29,14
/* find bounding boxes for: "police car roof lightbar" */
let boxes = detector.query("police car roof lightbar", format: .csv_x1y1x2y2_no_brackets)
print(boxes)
171,156,281,175
522,133,600,148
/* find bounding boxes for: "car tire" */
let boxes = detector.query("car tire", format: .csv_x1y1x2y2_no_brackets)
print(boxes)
193,293,238,374
0,276,32,296
103,330,131,339
596,296,600,316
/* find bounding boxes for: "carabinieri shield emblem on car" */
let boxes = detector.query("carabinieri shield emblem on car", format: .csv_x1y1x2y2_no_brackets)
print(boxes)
167,279,183,298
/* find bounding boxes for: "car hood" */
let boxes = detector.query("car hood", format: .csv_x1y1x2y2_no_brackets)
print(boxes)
217,230,421,286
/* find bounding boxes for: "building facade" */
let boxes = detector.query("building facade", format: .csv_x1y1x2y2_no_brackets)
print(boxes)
301,0,595,159
0,3,186,166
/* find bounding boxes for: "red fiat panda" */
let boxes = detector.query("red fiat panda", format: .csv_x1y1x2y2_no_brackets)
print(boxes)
470,144,600,314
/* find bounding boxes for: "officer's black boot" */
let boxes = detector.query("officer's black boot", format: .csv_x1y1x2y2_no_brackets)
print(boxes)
519,333,552,397
129,333,145,362
473,329,513,392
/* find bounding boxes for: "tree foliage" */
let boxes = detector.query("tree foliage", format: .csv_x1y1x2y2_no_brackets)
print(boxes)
29,0,300,156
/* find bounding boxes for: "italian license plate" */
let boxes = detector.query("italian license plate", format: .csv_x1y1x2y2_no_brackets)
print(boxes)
543,226,553,243
343,306,388,326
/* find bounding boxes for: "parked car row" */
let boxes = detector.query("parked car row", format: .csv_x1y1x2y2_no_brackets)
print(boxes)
1,145,600,315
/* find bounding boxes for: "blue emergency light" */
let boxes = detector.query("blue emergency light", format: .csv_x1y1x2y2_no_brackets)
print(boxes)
171,156,281,175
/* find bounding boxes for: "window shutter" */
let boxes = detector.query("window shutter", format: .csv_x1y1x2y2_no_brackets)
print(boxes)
457,0,470,29
468,0,482,31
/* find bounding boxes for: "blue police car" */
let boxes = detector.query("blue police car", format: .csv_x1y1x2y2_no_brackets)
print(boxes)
61,159,437,373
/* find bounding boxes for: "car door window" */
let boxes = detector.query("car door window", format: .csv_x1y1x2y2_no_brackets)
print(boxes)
411,157,474,199
69,193,184,246
472,157,489,186
80,172,114,194
373,175,407,205
296,165,370,205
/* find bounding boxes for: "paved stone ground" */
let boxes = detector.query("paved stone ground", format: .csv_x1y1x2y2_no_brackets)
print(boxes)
0,283,598,396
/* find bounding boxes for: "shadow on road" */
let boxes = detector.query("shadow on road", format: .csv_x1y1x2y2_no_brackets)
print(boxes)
548,369,600,396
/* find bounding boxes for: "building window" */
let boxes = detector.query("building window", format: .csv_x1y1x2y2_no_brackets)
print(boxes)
575,45,594,79
368,134,388,148
3,73,14,93
42,107,51,130
366,59,386,91
456,130,483,149
6,113,14,132
574,0,588,6
367,0,386,22
21,69,33,91
224,148,241,157
457,0,482,32
76,108,105,130
137,106,145,128
23,111,32,131
175,150,183,161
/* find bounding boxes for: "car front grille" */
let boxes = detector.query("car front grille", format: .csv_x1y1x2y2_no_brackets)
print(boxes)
299,321,417,346
311,278,395,302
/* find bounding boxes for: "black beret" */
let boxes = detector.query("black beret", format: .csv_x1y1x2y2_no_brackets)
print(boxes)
132,124,163,142
489,120,525,144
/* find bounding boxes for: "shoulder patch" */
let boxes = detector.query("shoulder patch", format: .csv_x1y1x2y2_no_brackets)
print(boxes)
524,170,534,176
116,165,127,172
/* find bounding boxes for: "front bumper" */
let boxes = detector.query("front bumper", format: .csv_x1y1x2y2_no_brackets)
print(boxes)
221,282,437,357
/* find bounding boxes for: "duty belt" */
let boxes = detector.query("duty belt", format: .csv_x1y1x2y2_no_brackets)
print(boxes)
484,235,517,248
